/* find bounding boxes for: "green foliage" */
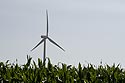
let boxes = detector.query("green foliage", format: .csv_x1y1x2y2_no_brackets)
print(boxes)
0,55,125,83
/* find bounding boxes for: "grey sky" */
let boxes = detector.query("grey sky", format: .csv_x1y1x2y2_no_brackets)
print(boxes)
0,0,125,66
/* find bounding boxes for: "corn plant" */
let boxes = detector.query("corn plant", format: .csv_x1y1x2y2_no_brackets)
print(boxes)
0,55,125,83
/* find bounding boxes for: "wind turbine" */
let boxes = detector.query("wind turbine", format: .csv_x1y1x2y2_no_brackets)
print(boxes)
31,10,65,62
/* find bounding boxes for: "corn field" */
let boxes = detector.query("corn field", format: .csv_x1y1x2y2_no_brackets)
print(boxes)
0,56,125,83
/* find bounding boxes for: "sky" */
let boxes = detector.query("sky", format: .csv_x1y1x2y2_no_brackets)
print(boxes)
0,0,125,67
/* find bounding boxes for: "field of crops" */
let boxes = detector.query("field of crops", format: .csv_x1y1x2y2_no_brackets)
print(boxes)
0,56,125,83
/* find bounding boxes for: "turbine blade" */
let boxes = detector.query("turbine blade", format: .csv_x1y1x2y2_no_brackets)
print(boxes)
46,10,49,36
31,38,45,51
48,37,65,51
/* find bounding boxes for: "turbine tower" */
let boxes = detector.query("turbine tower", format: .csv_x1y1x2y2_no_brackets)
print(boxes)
31,10,65,62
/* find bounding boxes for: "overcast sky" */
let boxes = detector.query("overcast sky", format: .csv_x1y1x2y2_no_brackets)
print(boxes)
1,0,125,67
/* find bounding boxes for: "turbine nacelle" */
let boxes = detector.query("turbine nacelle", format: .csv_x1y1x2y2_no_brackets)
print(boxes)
41,35,47,38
